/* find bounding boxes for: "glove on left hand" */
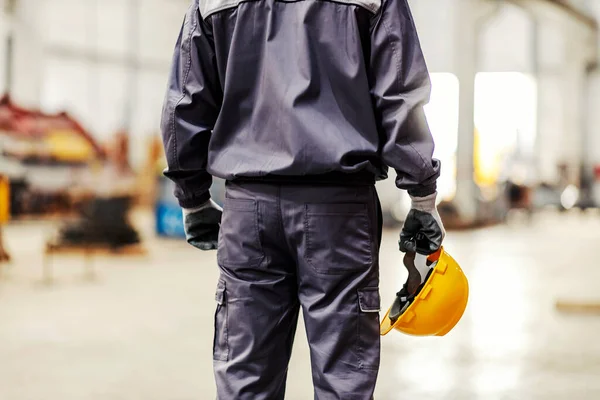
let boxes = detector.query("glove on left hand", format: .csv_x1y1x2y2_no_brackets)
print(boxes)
182,199,223,251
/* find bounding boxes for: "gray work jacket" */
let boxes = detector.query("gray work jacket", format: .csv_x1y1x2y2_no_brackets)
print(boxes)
161,0,440,208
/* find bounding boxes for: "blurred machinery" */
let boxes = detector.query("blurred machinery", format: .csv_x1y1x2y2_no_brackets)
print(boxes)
51,196,140,249
46,132,142,251
42,164,145,283
0,95,145,262
0,174,10,263
43,195,146,284
0,95,105,217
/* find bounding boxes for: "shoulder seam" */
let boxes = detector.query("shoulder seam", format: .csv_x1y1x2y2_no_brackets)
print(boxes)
201,0,381,18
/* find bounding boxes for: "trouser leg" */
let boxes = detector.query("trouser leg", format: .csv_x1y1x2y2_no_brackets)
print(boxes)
281,185,383,400
213,182,300,400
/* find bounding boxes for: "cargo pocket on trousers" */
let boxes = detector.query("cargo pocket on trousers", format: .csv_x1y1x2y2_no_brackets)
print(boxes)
357,287,381,370
213,280,229,362
304,203,373,274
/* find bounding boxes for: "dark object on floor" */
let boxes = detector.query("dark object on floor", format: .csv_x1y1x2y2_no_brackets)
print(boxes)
8,178,28,217
53,196,140,249
507,181,532,208
42,242,147,285
0,227,10,263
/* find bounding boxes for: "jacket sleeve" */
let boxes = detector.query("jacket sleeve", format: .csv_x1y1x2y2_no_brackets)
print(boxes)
160,1,222,208
369,0,440,197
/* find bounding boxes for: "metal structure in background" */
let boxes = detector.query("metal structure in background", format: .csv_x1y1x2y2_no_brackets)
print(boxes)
453,0,506,225
450,0,598,225
508,0,598,168
452,0,481,225
543,0,597,28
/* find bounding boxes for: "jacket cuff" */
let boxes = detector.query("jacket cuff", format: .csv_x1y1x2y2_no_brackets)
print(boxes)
407,183,437,198
177,191,211,209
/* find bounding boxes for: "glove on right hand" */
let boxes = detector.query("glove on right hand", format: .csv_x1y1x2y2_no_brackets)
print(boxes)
399,192,446,255
182,199,222,251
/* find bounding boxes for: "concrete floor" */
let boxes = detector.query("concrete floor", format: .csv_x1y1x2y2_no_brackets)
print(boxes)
2,211,600,399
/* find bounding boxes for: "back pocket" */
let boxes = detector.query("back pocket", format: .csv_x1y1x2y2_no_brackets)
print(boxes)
217,198,264,268
304,203,373,275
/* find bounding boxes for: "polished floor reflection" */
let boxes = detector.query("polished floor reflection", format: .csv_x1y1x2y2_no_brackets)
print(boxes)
1,211,600,399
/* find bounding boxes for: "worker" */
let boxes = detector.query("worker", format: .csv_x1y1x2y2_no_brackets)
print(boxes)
160,0,445,397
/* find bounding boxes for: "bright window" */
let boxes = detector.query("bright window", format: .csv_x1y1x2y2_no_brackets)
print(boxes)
424,73,460,201
474,72,537,187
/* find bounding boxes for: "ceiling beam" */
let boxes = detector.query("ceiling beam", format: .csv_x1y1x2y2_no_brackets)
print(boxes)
507,0,597,29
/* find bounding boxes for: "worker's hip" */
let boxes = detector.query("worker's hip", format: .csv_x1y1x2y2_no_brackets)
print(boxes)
217,179,382,274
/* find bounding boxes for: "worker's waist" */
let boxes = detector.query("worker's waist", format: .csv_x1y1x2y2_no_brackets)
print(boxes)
230,170,376,186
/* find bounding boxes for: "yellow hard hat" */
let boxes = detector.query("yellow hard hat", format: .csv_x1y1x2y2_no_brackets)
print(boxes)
380,247,469,337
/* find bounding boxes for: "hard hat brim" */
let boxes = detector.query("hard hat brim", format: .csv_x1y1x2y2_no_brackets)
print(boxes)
380,247,469,337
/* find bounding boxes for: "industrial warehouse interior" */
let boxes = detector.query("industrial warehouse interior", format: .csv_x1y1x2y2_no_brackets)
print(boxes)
2,0,600,399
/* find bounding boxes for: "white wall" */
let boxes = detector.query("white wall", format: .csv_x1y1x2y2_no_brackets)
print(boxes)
0,0,6,96
38,0,184,141
0,0,188,166
4,0,43,106
479,3,534,73
583,1,600,173
408,0,458,73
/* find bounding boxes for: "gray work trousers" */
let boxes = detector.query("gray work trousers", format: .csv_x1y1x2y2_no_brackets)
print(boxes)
213,181,382,399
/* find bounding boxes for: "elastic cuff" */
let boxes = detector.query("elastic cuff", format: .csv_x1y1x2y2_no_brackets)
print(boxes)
177,191,211,209
410,191,437,212
407,183,436,197
182,200,212,215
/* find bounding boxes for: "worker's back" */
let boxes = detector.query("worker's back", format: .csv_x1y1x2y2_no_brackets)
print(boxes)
163,0,438,207
197,0,382,180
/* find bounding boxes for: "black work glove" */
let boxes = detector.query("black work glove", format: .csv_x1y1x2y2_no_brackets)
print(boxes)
182,199,222,251
399,192,446,255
